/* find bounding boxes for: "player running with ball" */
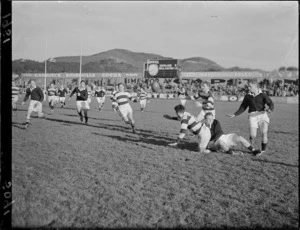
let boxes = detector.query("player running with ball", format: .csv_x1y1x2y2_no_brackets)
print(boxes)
114,82,137,134
69,80,89,124
227,79,274,156
21,80,45,129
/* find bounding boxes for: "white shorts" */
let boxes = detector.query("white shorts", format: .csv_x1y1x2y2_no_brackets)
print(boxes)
112,102,118,107
76,100,90,110
59,97,66,103
27,100,44,120
215,133,237,148
96,97,105,104
118,103,133,118
140,99,146,107
12,95,19,103
196,124,211,150
180,99,186,106
249,111,270,129
48,95,56,103
87,98,91,104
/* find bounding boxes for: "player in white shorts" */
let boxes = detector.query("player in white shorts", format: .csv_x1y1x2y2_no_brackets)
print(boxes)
227,79,274,156
95,86,106,111
69,80,89,124
111,85,121,115
12,81,21,115
21,80,45,129
138,87,148,112
47,83,58,113
114,83,136,133
204,112,260,155
177,86,187,106
58,84,68,108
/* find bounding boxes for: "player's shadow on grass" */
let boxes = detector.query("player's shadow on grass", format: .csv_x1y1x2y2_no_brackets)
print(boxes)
62,114,118,122
12,122,26,130
45,117,102,129
272,131,296,135
252,158,298,168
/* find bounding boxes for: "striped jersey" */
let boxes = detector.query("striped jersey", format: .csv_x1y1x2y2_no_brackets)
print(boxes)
58,88,68,97
178,112,205,139
138,91,148,100
88,90,92,99
114,91,132,106
47,87,57,96
177,89,187,97
111,90,118,102
12,86,20,98
194,90,214,111
95,90,105,97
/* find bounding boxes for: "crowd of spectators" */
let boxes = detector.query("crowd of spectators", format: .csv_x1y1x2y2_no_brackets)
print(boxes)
125,78,298,97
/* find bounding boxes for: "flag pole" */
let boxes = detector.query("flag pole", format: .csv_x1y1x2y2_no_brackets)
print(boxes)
79,38,82,84
44,39,47,101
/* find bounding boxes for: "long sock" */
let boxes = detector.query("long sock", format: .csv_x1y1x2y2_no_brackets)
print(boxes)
78,111,82,117
84,109,88,122
250,137,254,146
262,143,267,151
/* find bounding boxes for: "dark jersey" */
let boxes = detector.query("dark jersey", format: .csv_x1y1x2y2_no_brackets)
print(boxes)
58,88,68,97
23,87,44,102
70,87,88,101
95,90,105,97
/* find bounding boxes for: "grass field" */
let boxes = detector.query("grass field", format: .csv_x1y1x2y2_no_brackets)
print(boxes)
12,96,299,228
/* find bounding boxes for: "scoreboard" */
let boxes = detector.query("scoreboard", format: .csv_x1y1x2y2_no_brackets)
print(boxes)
144,58,178,78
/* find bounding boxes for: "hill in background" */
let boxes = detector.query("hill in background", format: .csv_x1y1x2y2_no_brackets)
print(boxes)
13,48,267,74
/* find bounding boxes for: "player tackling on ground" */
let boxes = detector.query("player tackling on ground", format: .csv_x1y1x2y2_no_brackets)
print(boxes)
227,78,274,156
114,82,137,134
204,112,260,156
168,105,211,154
21,80,45,129
69,80,89,124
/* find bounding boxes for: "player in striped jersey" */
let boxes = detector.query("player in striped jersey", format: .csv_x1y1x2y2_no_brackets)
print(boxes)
21,80,45,129
186,81,215,122
12,81,21,115
177,86,187,106
58,84,68,108
47,83,58,113
114,83,136,134
168,105,211,153
95,85,106,111
138,87,148,112
69,80,89,124
86,85,92,109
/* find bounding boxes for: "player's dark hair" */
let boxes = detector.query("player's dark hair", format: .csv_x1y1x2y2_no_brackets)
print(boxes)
248,78,258,85
80,80,85,84
204,112,214,118
174,104,185,112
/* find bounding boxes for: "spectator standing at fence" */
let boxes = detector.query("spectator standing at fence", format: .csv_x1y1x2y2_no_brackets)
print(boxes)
226,79,274,156
21,80,45,129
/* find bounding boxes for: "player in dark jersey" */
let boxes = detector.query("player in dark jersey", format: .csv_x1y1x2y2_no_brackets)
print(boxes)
70,80,89,124
95,85,106,111
58,84,68,108
227,79,274,156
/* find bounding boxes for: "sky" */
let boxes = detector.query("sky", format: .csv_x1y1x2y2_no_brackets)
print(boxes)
12,1,298,71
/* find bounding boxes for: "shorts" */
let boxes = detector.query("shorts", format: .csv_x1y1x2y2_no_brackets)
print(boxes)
96,97,105,104
215,133,237,148
48,95,56,103
140,99,146,107
112,102,118,107
87,98,91,104
59,97,66,103
249,111,270,129
76,100,90,110
118,103,133,118
12,95,19,103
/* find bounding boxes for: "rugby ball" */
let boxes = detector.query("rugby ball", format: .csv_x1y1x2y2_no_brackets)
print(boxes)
151,82,160,93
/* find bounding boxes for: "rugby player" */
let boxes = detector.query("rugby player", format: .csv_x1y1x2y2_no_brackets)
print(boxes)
70,80,89,124
186,81,215,122
47,82,58,113
111,85,121,115
12,81,21,115
138,87,148,112
58,84,68,108
177,86,187,106
21,80,45,129
204,112,260,155
114,83,136,134
95,85,106,111
168,105,211,154
227,79,274,156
